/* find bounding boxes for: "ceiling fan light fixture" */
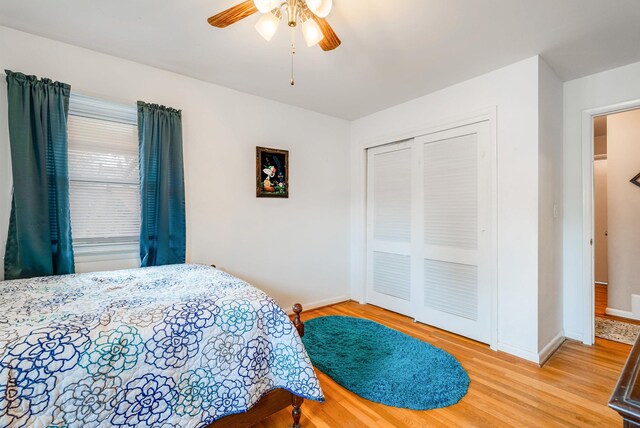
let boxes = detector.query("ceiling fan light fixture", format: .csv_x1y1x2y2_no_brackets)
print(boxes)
255,11,281,41
302,17,324,47
254,0,280,14
306,0,332,18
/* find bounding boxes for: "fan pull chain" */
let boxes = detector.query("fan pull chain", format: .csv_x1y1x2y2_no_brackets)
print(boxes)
290,27,296,86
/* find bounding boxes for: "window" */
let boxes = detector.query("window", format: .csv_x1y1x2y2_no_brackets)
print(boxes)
67,94,140,250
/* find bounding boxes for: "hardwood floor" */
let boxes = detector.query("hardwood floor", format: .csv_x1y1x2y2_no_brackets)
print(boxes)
256,301,630,427
596,283,640,325
596,283,608,317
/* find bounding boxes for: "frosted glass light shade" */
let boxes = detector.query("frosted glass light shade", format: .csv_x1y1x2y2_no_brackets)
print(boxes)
306,0,332,18
254,0,279,14
255,12,281,41
302,18,324,47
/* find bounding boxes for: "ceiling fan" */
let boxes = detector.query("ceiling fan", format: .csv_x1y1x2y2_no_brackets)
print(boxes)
207,0,341,52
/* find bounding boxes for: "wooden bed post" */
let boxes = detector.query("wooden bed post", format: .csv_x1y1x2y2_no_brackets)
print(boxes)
292,394,303,428
292,303,305,428
293,303,304,337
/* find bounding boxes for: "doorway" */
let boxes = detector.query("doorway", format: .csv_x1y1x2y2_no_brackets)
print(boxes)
592,108,640,344
593,116,609,321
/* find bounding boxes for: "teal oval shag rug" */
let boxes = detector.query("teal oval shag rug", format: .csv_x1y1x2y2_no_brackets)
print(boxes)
302,316,469,410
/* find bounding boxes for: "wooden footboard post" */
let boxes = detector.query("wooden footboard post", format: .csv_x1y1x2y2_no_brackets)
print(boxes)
292,303,305,428
292,394,304,428
293,303,304,338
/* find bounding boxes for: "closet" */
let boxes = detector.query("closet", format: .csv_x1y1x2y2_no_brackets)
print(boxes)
366,121,493,343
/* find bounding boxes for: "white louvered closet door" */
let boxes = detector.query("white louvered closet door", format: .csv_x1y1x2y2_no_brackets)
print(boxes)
414,121,492,344
366,140,416,316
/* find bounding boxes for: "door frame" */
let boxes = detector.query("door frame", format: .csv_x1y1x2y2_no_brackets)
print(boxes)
581,99,640,345
353,107,498,351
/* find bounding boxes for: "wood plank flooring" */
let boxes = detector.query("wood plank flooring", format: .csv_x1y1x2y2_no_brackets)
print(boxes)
256,301,630,427
596,283,608,317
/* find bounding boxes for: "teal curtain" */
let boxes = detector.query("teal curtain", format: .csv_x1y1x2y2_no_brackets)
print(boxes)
137,101,186,267
4,70,74,279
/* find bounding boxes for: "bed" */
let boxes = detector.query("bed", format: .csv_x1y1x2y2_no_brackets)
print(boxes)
0,263,323,427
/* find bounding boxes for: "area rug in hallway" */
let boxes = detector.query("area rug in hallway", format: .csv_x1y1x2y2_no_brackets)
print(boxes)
595,316,640,345
301,316,469,410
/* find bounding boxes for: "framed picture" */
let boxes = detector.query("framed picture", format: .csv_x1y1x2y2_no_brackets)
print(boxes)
256,146,289,198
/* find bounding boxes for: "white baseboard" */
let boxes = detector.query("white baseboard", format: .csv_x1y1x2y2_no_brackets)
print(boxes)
498,333,566,365
496,342,539,363
286,295,351,315
538,331,566,365
605,307,640,321
564,330,583,342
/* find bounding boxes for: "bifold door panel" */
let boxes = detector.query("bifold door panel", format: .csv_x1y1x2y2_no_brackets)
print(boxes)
366,141,414,315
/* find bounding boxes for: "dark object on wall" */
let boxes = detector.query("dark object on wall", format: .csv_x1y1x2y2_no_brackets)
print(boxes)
609,334,640,426
256,146,289,198
631,172,640,188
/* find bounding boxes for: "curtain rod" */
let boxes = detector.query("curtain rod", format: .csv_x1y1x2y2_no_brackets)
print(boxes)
0,72,177,112
0,71,137,108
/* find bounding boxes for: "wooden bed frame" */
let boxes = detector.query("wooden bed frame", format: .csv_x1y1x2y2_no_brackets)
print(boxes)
206,303,307,428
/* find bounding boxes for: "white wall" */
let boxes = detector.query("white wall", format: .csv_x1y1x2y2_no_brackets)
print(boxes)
0,26,351,311
350,56,544,361
563,60,640,341
607,109,640,312
537,58,564,353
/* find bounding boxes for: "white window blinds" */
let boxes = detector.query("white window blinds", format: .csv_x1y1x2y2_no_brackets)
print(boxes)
67,94,140,246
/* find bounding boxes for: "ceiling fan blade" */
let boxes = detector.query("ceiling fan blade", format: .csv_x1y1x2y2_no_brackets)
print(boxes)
313,16,341,51
207,0,258,28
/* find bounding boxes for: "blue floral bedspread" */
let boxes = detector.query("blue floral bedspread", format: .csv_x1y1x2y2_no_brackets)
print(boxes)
0,264,323,428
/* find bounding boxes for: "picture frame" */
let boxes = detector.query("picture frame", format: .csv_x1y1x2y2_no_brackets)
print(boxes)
256,146,289,198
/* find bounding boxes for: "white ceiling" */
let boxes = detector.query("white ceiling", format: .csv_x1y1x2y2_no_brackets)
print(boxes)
1,0,640,120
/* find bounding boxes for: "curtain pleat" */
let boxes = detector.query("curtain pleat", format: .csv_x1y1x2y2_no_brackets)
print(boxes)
4,70,75,279
137,101,186,267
